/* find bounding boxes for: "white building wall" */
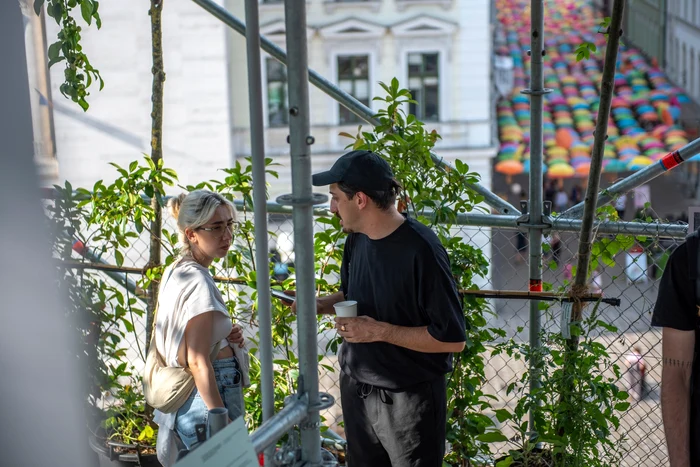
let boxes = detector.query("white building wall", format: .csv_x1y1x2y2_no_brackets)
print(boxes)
666,0,700,103
47,0,232,190
226,0,496,196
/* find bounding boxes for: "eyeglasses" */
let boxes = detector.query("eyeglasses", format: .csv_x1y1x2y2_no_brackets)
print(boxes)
197,220,238,237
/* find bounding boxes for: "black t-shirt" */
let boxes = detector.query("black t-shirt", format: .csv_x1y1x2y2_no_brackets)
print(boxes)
651,234,700,463
339,217,467,390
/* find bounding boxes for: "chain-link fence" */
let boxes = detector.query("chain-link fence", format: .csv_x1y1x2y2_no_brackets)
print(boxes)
61,202,685,466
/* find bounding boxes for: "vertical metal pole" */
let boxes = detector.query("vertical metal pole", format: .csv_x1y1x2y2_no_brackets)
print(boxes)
283,1,321,464
571,0,625,320
244,1,275,465
526,0,546,432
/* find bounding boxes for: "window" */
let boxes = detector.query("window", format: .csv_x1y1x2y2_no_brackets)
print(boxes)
337,55,370,124
407,52,439,121
266,58,288,127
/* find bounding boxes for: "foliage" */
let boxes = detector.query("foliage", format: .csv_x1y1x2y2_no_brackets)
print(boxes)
338,78,497,463
574,16,611,62
491,303,628,467
34,0,103,110
484,203,634,466
47,179,156,446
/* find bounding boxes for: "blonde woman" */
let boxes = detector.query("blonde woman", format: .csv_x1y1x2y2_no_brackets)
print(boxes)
154,190,246,464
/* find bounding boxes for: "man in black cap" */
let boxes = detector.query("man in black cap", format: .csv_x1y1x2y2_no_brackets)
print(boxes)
309,150,467,467
652,231,700,467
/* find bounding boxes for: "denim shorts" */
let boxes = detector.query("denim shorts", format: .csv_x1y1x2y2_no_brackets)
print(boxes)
175,356,244,449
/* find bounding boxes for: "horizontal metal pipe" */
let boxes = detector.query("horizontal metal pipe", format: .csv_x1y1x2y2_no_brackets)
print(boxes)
69,239,146,301
189,0,519,216
46,191,688,238
250,396,309,454
563,136,700,218
257,202,687,238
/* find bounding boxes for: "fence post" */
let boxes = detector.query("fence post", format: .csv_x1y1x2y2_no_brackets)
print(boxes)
283,1,322,464
146,0,165,350
244,0,276,465
525,0,547,432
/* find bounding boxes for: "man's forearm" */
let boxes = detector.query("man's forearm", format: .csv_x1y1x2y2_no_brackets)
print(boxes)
379,323,465,353
318,291,345,315
661,367,692,467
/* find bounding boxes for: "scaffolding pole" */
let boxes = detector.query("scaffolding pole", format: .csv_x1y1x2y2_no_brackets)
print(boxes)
283,0,322,464
525,0,547,432
243,1,275,465
190,0,520,216
562,135,700,219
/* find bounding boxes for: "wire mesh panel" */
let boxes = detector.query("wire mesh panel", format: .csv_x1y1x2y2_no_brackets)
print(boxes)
55,199,685,465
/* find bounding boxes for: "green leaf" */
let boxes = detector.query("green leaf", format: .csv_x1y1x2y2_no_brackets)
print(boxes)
494,408,512,423
614,402,630,411
115,250,124,267
81,0,93,25
476,431,508,443
33,0,45,16
496,457,514,467
137,425,155,441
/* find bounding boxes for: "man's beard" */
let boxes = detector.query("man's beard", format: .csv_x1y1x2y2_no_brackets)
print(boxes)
337,213,353,233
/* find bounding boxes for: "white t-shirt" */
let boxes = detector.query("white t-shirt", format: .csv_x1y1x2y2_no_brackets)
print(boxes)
155,257,232,368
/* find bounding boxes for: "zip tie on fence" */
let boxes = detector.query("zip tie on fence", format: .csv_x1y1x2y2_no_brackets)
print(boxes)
460,288,621,307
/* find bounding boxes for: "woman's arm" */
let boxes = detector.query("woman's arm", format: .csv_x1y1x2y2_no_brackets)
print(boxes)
184,312,225,410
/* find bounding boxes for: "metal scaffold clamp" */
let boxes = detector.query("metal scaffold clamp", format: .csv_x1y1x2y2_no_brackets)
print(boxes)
276,192,329,207
516,200,553,231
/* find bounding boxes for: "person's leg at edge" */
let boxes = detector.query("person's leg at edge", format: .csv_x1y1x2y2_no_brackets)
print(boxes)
340,370,392,467
375,376,447,467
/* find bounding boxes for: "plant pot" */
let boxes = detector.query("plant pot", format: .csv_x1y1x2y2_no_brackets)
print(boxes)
494,447,553,467
88,432,160,467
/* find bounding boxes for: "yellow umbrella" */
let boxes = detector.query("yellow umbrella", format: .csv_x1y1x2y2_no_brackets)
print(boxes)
548,163,575,178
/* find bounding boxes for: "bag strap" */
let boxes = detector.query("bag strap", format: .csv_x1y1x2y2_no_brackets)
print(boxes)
150,260,180,340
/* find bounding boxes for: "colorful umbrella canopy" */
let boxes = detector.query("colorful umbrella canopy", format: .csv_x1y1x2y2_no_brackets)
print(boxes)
494,0,690,180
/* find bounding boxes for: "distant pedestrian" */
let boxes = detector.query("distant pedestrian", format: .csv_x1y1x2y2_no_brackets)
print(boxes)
614,193,627,220
625,346,646,401
554,188,569,213
516,190,528,263
544,180,557,207
547,232,562,267
571,183,584,205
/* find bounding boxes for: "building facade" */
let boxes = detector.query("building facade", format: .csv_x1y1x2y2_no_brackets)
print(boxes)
623,0,666,68
224,0,497,199
666,0,700,104
623,0,700,108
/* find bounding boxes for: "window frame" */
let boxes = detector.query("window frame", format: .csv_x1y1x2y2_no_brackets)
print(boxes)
405,51,441,122
334,54,372,125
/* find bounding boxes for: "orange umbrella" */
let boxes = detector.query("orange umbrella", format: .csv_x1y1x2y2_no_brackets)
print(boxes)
495,159,524,184
555,128,575,149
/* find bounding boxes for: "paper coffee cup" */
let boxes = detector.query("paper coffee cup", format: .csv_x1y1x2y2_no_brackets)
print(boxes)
333,300,357,318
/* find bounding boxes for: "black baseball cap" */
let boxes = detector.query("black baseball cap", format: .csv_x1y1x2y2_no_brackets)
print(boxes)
312,150,394,192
